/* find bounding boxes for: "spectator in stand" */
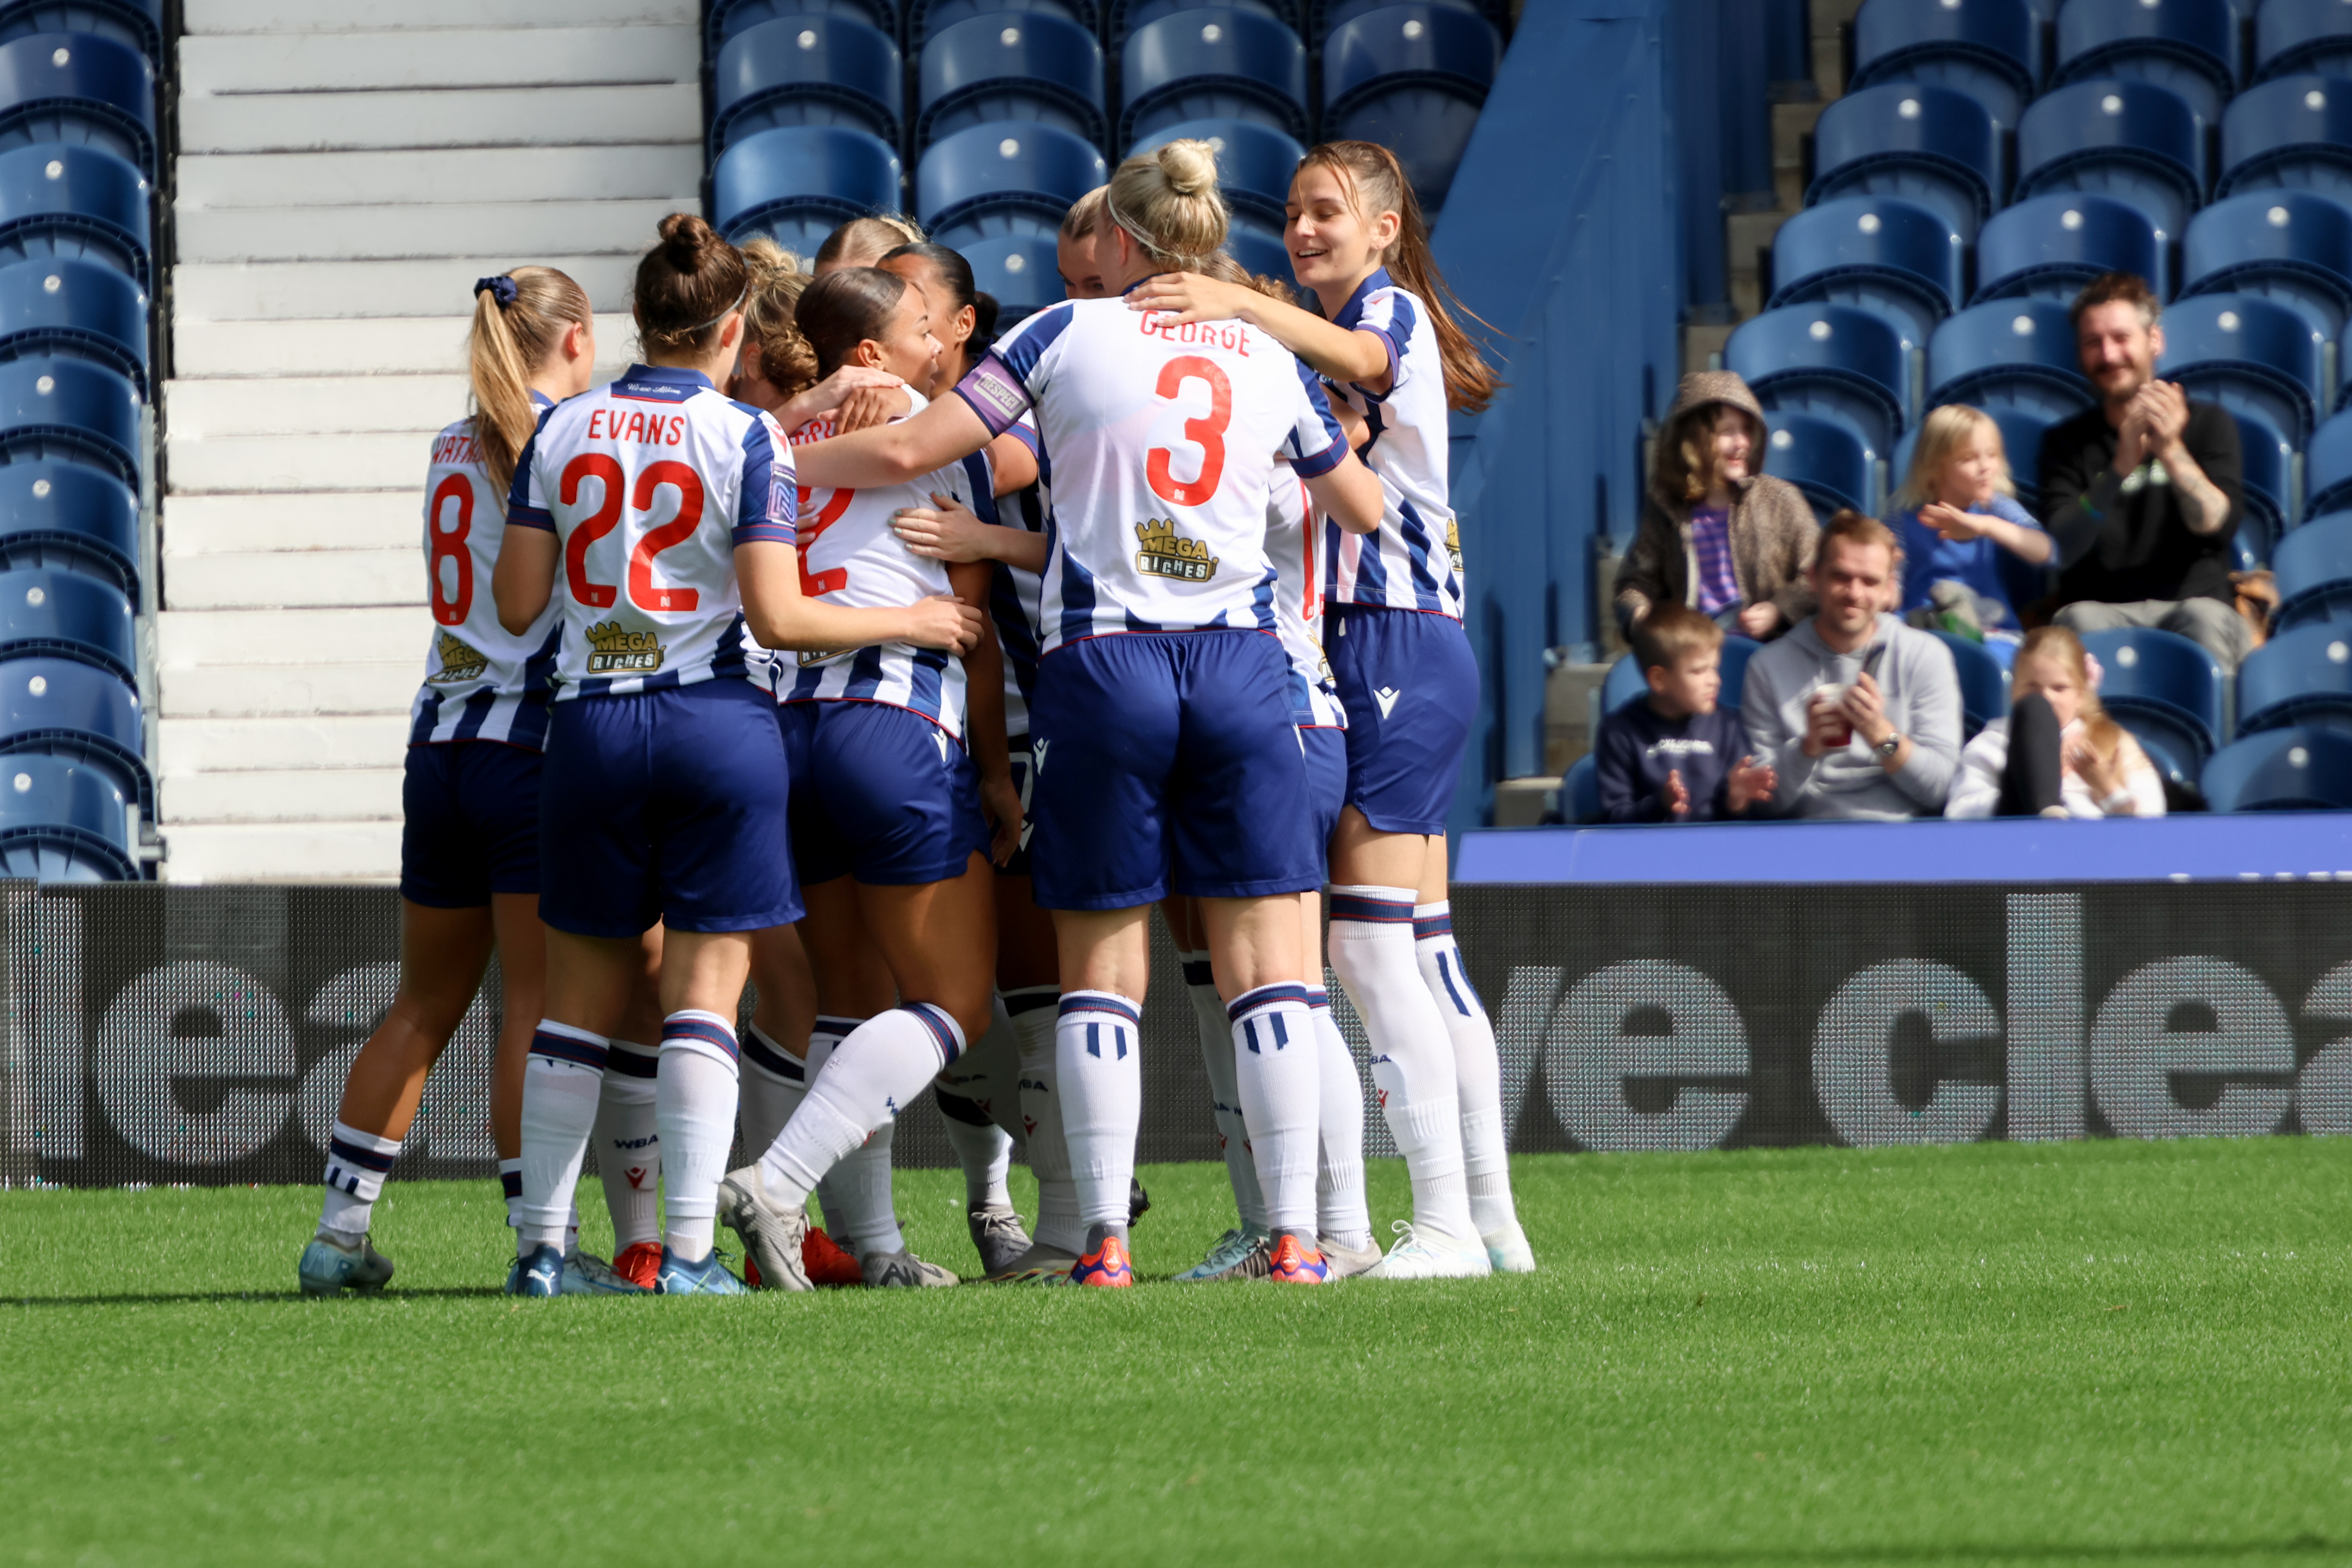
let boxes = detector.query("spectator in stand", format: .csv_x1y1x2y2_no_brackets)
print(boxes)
1615,371,1818,639
2040,272,2249,670
1945,626,2164,819
1742,509,1963,819
1593,603,1776,823
1888,404,2051,645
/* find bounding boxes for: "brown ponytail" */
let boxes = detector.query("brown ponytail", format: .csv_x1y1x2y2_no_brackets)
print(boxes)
1295,140,1500,415
467,266,592,506
739,236,820,399
634,213,750,357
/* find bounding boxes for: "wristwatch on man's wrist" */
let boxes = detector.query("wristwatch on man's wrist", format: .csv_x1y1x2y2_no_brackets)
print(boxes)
1873,731,1903,760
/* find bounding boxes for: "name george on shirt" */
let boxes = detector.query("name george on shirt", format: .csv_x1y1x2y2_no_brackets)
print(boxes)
1139,315,1251,355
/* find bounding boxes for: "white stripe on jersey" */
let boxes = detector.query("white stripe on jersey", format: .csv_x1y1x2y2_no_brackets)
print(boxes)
954,290,1349,657
409,397,562,748
991,411,1046,737
1320,271,1465,621
1268,462,1345,730
779,392,978,739
508,364,795,700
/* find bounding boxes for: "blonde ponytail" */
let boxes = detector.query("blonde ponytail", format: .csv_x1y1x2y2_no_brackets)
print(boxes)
739,236,819,398
468,266,592,504
1100,139,1229,273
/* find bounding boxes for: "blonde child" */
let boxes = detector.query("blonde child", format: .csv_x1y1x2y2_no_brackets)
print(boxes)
1888,404,2052,636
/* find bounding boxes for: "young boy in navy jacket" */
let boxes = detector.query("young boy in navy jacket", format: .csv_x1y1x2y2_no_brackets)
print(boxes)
1595,603,1776,823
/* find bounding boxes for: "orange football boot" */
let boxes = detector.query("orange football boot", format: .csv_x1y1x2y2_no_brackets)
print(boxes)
611,1242,662,1292
1061,1233,1135,1287
1266,1234,1330,1284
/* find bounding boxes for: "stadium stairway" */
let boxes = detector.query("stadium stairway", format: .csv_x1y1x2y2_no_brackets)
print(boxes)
156,0,692,881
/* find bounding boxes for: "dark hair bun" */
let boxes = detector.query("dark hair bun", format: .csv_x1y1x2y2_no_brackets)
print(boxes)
659,212,716,272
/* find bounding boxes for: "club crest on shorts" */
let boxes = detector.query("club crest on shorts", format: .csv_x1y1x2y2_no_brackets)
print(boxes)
585,621,665,674
427,630,489,684
1134,516,1217,581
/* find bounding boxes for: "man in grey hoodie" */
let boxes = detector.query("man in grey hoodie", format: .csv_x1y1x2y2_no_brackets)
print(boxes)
1741,510,1964,820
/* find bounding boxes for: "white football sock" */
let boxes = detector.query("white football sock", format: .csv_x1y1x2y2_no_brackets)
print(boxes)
655,1011,741,1263
1183,950,1267,1233
1328,885,1476,1243
1008,985,1083,1252
803,1017,859,1238
516,1022,606,1254
804,1018,903,1256
938,995,1016,1209
498,1158,523,1230
1227,983,1319,1237
593,1039,662,1250
738,1021,808,1157
1416,901,1518,1237
756,1005,965,1242
1055,990,1142,1233
1310,987,1372,1252
318,1121,400,1244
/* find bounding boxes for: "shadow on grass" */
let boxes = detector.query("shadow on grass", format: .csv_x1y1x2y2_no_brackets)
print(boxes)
8,1287,507,1307
1536,1538,2337,1565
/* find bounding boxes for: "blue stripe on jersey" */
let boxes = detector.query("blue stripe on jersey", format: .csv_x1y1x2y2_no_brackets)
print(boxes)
991,302,1075,387
407,688,439,746
1051,511,1103,649
990,559,1039,700
505,401,561,522
1333,266,1394,332
1335,514,1391,603
507,619,561,749
734,415,795,546
843,644,886,701
958,452,999,527
1286,358,1349,479
452,688,495,741
1249,562,1277,632
710,612,749,682
906,647,947,719
1397,496,1443,611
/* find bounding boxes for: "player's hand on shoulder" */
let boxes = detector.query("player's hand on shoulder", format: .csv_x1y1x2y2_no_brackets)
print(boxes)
783,365,906,429
892,494,990,561
905,593,984,654
1124,271,1251,327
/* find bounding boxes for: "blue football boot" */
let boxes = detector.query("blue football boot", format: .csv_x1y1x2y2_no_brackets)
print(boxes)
654,1246,748,1296
505,1242,566,1298
297,1232,394,1297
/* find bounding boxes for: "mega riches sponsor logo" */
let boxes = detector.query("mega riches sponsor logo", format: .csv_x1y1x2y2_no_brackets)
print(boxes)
426,631,489,684
1134,516,1217,581
1445,519,1464,573
585,622,665,674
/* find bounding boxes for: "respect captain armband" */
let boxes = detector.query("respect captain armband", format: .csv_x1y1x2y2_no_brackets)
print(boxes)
954,353,1031,439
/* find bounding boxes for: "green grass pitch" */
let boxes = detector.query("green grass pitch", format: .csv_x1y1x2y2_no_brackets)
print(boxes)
5,1138,2352,1567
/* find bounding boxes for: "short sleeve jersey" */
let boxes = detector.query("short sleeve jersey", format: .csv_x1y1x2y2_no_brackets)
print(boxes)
410,393,563,748
1268,461,1346,729
989,412,1048,737
779,390,981,739
1322,270,1465,620
507,364,796,698
955,290,1349,655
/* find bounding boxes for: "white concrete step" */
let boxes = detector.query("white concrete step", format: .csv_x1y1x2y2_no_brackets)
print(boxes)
172,314,637,377
180,29,698,93
181,84,701,155
160,822,401,884
189,0,697,34
168,432,435,494
167,375,467,438
160,606,418,666
163,492,418,554
160,660,417,718
161,713,409,773
178,146,700,209
165,548,422,610
176,201,691,265
163,767,405,823
175,256,641,320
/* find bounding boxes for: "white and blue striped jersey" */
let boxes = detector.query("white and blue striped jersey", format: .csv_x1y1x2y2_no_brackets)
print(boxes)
1269,461,1345,730
410,392,562,747
507,364,796,699
955,291,1349,656
990,413,1047,737
1321,269,1464,620
778,391,980,739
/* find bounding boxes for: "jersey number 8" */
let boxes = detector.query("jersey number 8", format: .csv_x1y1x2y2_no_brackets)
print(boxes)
428,473,474,626
559,454,709,613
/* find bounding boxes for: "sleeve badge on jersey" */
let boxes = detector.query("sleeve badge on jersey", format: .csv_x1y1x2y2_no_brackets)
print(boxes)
585,622,666,674
1134,516,1218,582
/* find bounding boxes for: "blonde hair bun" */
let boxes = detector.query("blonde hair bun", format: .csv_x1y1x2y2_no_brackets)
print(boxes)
1156,138,1219,197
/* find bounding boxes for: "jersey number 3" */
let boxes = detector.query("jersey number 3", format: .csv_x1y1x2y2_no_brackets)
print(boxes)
560,455,708,612
1146,355,1232,507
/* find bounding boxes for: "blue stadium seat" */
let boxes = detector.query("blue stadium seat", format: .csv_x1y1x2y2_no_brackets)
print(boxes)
711,125,904,254
2255,0,2352,84
1321,4,1504,214
708,16,902,160
2236,619,2352,735
0,253,142,394
1851,0,2040,133
2014,78,2205,241
1926,299,2094,423
0,0,159,64
2272,510,2352,629
1224,223,1294,286
2217,73,2352,201
916,121,1107,245
1600,636,1762,720
2202,725,2352,809
2180,189,2352,340
1117,0,1296,40
1763,410,1879,521
917,10,1105,151
2232,409,2296,565
1129,118,1305,236
2053,0,2238,126
1807,82,2001,244
709,0,896,54
1926,627,2009,737
1724,303,1910,454
0,355,134,485
1988,405,2056,508
1767,196,1962,357
0,565,129,679
1564,751,1599,824
1972,192,2165,305
961,233,1064,321
0,32,151,172
2309,405,2352,514
0,459,131,593
0,655,144,814
2078,626,2226,775
0,750,131,878
0,142,144,290
1310,0,1500,43
912,0,1096,44
1118,7,1308,148
2155,291,2326,446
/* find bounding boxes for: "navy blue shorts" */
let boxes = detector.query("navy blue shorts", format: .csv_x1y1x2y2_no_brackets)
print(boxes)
1000,733,1037,878
779,700,989,886
538,679,800,937
1326,604,1479,836
1302,724,1348,877
400,740,541,907
1027,630,1320,910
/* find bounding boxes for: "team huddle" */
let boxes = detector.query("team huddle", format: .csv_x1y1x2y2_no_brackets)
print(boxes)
297,135,1532,1295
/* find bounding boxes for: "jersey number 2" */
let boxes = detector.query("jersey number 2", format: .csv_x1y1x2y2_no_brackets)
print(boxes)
794,485,856,596
560,455,707,612
428,473,473,626
1146,356,1232,507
